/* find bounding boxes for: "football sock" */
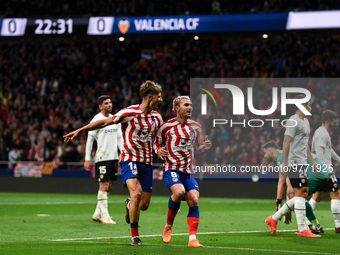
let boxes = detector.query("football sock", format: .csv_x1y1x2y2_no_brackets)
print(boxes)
167,197,181,227
98,191,109,218
309,198,319,211
130,222,139,238
272,197,295,221
295,197,307,232
305,201,316,222
187,206,199,241
93,192,101,217
331,199,340,228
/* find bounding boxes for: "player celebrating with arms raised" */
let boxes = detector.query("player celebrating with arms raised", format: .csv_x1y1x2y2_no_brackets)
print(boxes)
154,96,212,247
64,81,163,246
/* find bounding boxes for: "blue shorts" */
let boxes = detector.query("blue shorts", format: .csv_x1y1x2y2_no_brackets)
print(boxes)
163,170,199,194
120,161,153,192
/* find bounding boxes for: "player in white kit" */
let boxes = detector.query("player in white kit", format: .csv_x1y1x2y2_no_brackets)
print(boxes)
310,110,340,233
266,95,320,237
84,95,123,225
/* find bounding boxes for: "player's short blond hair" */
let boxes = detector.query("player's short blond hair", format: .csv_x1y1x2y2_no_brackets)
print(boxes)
172,96,190,112
139,80,162,98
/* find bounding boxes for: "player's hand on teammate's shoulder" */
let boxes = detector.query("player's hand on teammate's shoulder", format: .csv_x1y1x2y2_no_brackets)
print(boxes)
63,130,80,142
157,146,169,160
204,136,212,150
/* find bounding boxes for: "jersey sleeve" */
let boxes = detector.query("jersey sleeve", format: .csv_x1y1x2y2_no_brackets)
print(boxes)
85,118,98,161
316,136,327,149
195,123,206,153
117,124,123,153
111,108,133,124
153,123,166,154
284,120,297,138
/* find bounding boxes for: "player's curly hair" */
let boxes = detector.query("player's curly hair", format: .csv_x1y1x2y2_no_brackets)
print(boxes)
172,96,190,112
139,80,162,98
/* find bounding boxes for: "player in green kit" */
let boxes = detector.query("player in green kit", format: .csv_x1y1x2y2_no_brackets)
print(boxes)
263,141,329,235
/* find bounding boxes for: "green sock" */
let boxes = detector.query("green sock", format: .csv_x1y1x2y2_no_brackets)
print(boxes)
306,201,317,223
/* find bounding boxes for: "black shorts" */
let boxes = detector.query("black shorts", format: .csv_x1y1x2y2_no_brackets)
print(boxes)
288,164,308,188
95,160,118,182
319,173,338,192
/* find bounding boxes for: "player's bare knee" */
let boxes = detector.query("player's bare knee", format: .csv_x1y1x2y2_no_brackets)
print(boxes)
173,189,185,201
131,189,142,200
187,196,199,207
140,200,150,211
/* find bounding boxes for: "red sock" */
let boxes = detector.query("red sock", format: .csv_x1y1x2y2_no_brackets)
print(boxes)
130,222,139,238
167,208,179,226
187,217,199,236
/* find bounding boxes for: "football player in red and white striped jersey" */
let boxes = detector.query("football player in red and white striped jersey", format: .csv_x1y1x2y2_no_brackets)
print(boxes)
64,81,163,246
154,96,212,247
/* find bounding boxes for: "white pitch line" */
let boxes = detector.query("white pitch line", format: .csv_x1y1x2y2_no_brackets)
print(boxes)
51,228,335,242
65,241,338,255
0,201,167,205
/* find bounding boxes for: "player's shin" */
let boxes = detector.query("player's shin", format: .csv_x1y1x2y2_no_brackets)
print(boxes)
187,206,200,241
273,197,295,221
167,197,181,227
331,199,340,228
295,197,307,232
98,191,109,218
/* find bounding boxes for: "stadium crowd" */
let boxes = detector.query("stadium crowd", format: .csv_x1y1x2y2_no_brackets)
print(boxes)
1,0,339,17
0,31,340,167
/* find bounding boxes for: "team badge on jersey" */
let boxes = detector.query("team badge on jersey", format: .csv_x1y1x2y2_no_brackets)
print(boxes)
180,139,187,146
301,179,306,183
132,169,137,175
189,131,194,137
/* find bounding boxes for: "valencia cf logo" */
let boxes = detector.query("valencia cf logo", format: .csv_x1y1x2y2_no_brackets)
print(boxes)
301,179,305,183
334,184,338,188
100,175,104,179
118,18,130,34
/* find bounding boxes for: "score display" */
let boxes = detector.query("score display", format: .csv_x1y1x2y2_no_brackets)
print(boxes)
1,11,338,37
0,18,27,36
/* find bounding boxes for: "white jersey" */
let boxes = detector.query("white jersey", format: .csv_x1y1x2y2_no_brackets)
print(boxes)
312,125,340,172
284,114,310,165
85,112,123,163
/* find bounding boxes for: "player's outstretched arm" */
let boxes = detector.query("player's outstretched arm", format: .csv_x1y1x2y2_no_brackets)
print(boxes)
63,118,113,142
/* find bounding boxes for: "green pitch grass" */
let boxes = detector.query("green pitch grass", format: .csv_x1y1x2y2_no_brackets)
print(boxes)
0,192,339,255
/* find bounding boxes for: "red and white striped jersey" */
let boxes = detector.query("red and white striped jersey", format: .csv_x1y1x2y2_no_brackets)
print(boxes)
154,118,206,173
111,104,163,165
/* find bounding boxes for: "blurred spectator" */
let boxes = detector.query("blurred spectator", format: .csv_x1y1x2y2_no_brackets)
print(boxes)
8,147,20,169
0,31,339,169
1,0,339,17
